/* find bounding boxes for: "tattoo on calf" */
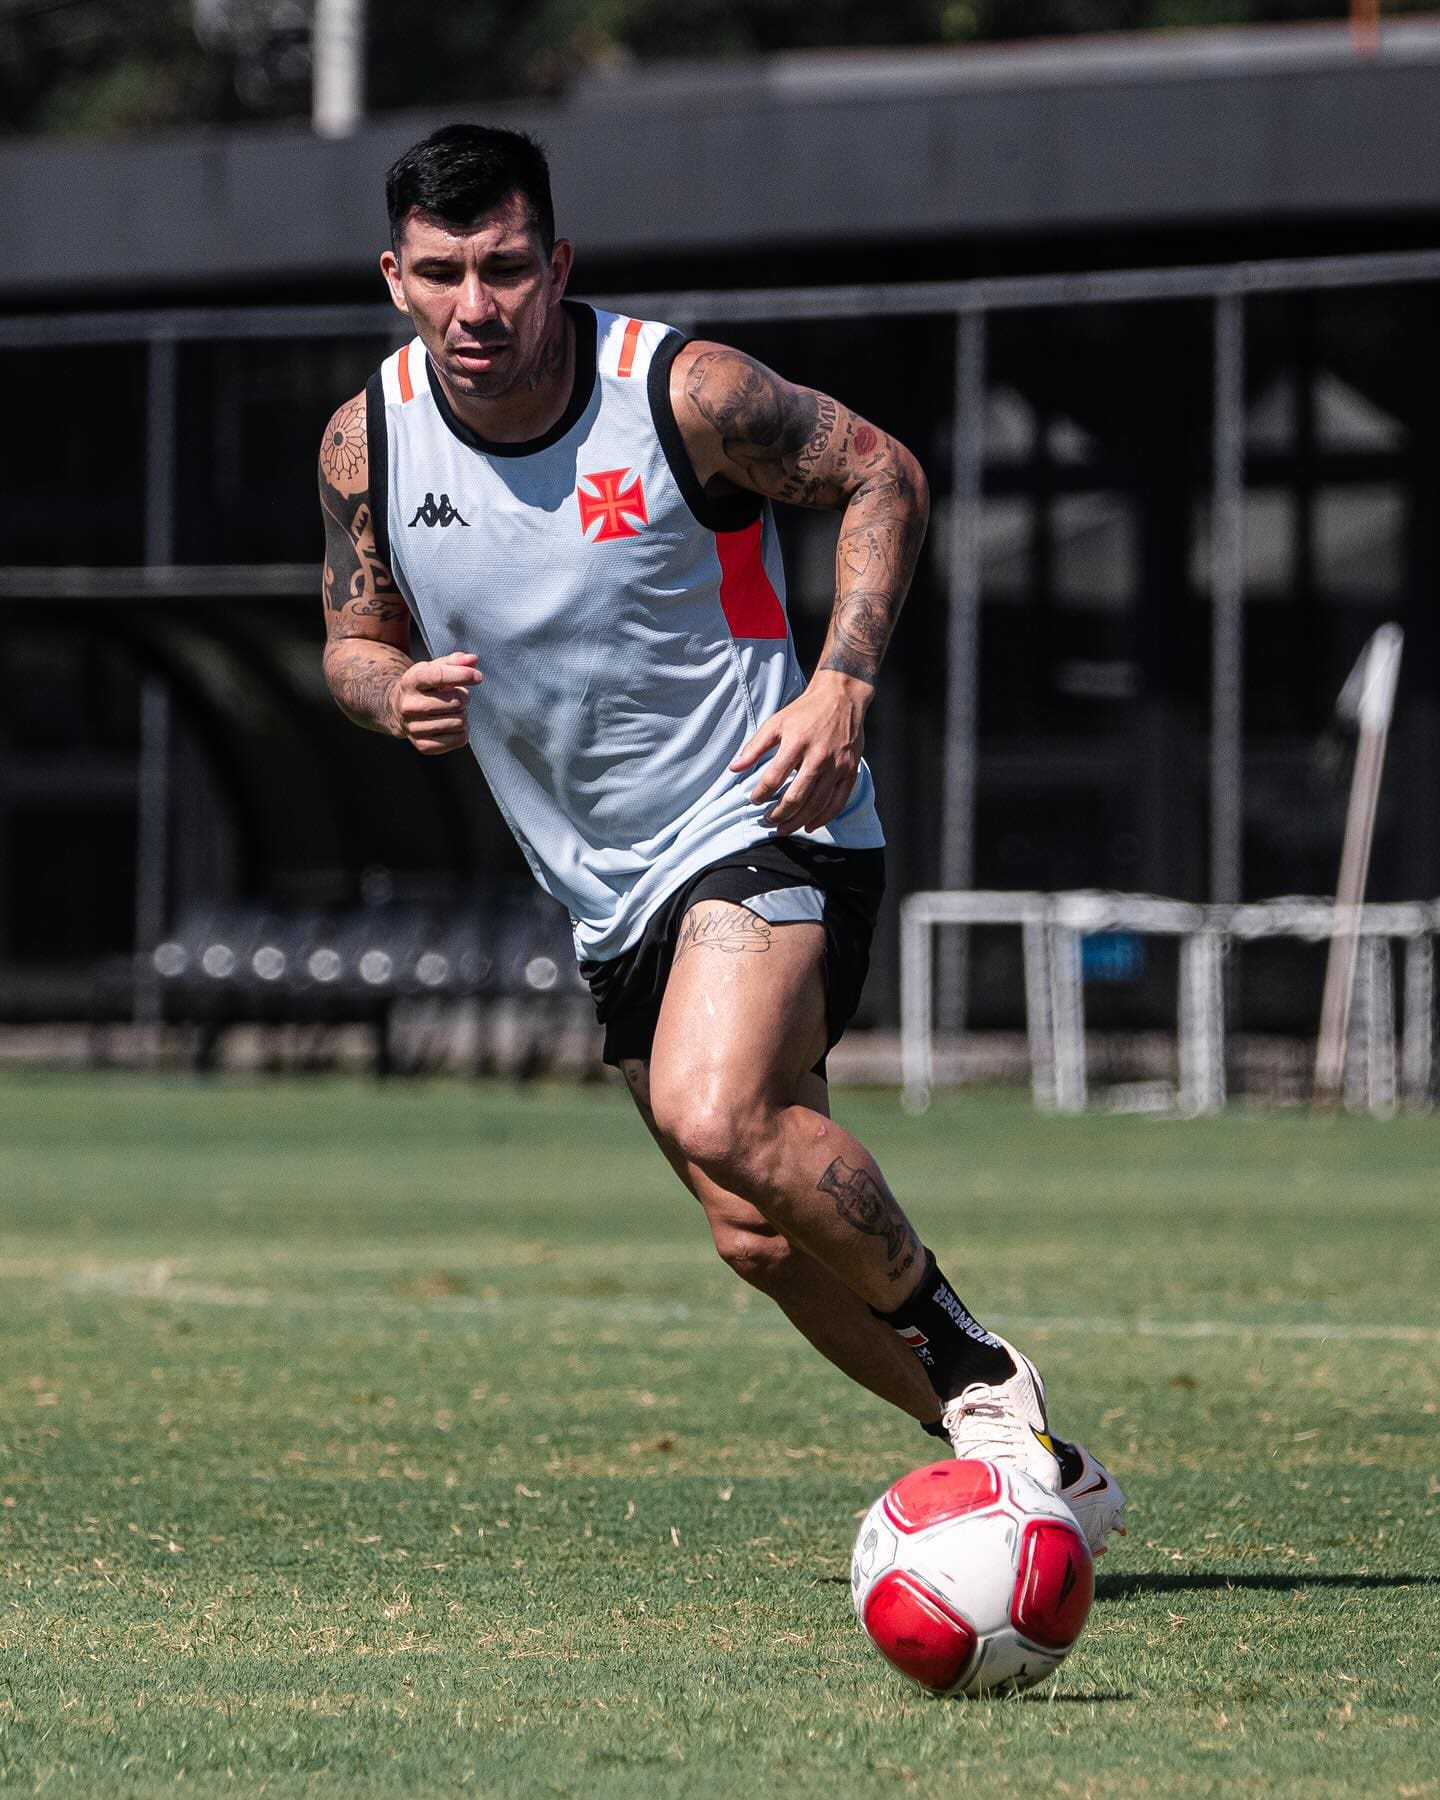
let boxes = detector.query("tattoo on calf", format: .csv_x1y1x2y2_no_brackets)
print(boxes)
817,1156,919,1276
673,906,772,964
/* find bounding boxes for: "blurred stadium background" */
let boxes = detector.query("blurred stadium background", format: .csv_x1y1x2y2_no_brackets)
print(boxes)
3,0,1440,1091
3,13,1439,1795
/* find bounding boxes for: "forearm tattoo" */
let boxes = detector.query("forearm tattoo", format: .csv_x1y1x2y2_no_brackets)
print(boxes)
672,905,773,965
318,395,411,731
322,639,410,734
818,1156,921,1282
683,349,928,685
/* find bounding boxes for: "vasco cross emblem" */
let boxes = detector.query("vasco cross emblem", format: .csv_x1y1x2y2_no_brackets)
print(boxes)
409,492,469,528
577,469,648,542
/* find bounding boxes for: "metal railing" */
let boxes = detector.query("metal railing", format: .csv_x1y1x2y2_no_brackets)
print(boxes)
900,888,1437,1118
6,245,1440,1026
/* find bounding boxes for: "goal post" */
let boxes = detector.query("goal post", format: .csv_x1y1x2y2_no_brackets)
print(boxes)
900,888,1435,1117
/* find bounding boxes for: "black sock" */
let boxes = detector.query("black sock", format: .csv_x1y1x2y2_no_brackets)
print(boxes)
872,1249,1014,1402
920,1417,948,1441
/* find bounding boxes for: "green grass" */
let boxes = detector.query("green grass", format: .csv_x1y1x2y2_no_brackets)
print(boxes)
0,1073,1436,1796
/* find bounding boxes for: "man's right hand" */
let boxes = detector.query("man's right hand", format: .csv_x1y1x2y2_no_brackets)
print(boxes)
392,652,484,755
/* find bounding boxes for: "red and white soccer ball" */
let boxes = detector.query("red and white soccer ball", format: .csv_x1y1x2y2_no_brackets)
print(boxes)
851,1458,1094,1697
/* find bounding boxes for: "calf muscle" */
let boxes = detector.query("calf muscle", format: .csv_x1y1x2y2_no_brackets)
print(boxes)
620,1056,938,1423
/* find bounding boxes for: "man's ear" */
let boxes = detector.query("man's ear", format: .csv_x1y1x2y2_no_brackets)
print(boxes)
380,249,409,314
548,237,575,300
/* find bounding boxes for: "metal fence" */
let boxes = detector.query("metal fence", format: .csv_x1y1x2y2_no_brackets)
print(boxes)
899,888,1436,1118
6,245,1440,1024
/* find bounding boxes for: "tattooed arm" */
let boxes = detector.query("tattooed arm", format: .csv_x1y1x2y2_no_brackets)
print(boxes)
672,343,928,832
318,394,481,754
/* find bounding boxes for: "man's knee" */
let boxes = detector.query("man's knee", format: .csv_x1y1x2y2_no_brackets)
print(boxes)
649,1076,770,1185
711,1218,796,1292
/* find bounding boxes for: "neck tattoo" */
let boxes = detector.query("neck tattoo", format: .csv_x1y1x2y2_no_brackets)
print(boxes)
527,321,566,393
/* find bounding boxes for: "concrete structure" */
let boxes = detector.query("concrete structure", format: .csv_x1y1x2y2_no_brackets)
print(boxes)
4,22,1440,300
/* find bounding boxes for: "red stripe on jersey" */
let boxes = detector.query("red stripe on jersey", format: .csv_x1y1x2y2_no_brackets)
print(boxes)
617,317,643,378
716,520,787,640
398,343,414,403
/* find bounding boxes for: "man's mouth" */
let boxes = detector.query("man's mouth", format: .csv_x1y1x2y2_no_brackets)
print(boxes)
451,341,509,365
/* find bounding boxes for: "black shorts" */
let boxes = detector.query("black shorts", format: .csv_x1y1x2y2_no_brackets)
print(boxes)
580,837,886,1071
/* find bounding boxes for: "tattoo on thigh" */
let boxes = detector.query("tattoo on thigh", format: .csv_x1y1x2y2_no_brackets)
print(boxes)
673,905,772,964
817,1156,918,1276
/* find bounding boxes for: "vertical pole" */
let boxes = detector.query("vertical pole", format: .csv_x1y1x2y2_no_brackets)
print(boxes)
937,305,986,1033
134,335,177,1033
899,897,935,1116
313,0,367,138
1211,290,1246,910
1315,625,1404,1106
145,336,177,573
1366,935,1397,1117
1021,909,1057,1111
133,678,171,1028
1179,927,1227,1115
1402,930,1434,1111
1049,922,1087,1114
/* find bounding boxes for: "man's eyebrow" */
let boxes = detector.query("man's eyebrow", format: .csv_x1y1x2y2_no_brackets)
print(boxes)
409,244,533,268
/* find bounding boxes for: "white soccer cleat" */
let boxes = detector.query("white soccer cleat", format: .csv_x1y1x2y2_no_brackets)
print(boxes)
1051,1440,1130,1555
939,1335,1062,1491
1054,1438,1127,1556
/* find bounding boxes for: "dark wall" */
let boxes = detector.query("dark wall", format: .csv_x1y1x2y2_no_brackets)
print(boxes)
3,277,1438,1029
4,33,1440,1028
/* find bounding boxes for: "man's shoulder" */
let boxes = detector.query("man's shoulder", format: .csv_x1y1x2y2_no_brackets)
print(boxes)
319,389,369,499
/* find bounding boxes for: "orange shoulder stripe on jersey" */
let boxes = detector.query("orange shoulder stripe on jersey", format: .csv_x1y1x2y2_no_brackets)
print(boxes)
398,342,415,403
616,317,643,378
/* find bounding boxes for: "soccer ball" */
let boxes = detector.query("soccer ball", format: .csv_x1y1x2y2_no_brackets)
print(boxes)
850,1458,1094,1697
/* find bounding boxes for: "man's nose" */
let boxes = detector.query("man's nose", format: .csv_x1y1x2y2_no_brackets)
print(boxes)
454,274,501,328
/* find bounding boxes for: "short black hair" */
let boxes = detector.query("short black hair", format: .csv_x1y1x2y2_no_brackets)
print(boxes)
384,124,555,254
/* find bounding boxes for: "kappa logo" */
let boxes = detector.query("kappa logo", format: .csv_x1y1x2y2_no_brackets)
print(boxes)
409,492,469,529
577,468,648,541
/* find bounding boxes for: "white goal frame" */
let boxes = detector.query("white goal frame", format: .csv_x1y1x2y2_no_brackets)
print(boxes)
900,889,1436,1118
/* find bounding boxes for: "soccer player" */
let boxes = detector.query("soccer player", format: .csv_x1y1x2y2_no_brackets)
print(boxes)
318,124,1124,1552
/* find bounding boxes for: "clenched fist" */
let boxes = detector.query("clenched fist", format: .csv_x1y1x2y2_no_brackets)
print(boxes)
392,652,483,755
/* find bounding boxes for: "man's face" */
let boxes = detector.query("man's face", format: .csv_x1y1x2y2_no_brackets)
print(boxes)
381,191,573,402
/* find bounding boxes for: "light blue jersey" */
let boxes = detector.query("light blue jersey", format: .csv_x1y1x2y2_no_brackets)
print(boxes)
367,302,884,962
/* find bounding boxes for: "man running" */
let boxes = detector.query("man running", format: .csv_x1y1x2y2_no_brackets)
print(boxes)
317,123,1123,1552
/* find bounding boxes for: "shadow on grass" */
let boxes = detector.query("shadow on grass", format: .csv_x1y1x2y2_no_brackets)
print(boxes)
1097,1570,1438,1600
936,1687,1136,1707
1030,1690,1136,1704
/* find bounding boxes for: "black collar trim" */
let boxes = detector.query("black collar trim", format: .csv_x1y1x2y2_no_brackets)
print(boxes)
424,301,597,457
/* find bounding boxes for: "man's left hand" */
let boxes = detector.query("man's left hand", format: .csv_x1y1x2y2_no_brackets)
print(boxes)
731,671,870,835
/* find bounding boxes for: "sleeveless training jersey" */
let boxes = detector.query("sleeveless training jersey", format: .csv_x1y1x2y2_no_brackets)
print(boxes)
367,301,884,963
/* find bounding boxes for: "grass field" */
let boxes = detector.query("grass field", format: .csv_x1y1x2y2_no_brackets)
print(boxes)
0,1072,1436,1796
